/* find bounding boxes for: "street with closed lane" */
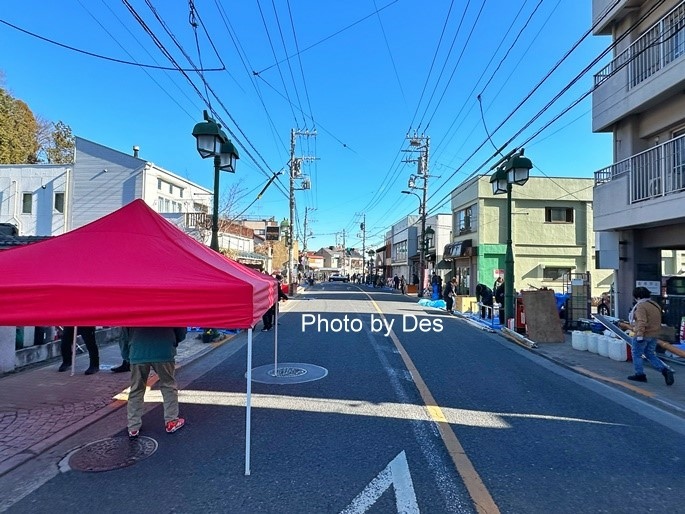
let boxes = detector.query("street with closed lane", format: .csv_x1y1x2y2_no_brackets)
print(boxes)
4,283,685,513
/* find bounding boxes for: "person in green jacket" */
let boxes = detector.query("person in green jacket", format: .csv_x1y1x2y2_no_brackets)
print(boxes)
123,327,187,438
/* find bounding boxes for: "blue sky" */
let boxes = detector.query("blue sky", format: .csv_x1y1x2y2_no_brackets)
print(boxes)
0,0,612,250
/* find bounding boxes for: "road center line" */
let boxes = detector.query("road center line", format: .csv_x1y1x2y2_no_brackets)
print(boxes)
367,296,500,514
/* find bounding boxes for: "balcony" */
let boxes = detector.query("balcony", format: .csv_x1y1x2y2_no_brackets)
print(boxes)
593,134,685,230
592,1,685,131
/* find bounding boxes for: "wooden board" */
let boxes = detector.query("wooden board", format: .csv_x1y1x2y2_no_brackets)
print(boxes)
521,290,565,343
594,314,685,359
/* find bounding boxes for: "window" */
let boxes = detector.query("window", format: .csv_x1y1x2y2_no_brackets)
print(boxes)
22,193,32,214
169,183,173,194
157,178,162,190
457,206,474,234
54,192,65,213
543,267,571,281
179,188,184,199
545,207,573,223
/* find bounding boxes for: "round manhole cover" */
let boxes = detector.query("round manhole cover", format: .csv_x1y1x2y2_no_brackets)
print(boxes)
268,366,307,377
249,362,328,384
68,436,158,472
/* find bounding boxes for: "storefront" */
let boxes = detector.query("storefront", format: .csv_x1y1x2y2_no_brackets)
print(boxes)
443,240,475,295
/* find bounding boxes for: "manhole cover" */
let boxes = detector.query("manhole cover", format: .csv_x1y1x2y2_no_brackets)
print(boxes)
249,362,328,384
68,436,158,472
268,366,307,377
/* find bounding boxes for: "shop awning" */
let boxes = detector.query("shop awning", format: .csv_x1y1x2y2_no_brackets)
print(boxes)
443,239,473,260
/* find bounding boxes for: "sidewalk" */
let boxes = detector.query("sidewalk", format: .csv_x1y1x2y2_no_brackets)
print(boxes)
460,311,685,417
0,331,232,477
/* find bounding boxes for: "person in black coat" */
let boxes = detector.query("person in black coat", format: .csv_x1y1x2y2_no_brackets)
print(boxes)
262,275,288,331
59,326,99,375
475,284,494,319
494,281,506,325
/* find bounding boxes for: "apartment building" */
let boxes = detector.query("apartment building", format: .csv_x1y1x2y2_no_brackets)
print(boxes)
592,0,685,318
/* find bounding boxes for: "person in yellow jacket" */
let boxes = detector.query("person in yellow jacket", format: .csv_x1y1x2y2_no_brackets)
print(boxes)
621,287,674,385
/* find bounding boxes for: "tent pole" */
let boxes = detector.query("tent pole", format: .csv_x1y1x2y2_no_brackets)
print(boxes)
70,327,78,376
274,301,279,375
245,328,253,476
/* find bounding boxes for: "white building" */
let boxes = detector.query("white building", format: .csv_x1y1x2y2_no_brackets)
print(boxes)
592,0,685,324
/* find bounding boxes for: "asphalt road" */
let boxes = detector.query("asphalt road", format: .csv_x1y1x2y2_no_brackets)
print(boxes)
5,283,685,513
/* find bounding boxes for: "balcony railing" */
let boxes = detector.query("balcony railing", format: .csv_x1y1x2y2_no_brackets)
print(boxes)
594,1,685,88
594,134,685,203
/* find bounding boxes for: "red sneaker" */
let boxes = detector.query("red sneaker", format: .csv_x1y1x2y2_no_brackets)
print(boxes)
165,418,185,433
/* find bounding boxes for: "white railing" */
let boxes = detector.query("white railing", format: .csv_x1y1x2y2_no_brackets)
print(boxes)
594,1,685,88
594,134,685,203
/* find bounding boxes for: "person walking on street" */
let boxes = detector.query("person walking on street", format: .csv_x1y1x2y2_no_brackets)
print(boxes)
262,275,288,331
393,275,400,290
124,327,187,438
619,287,674,385
58,326,99,375
443,278,456,314
400,275,407,295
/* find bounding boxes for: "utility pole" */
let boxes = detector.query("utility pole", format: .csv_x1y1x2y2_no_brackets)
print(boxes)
341,229,347,276
359,213,366,280
302,207,316,252
288,128,316,287
405,133,430,297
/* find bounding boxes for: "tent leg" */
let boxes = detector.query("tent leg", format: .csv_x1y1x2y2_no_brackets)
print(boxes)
245,328,253,476
70,326,78,376
274,301,279,375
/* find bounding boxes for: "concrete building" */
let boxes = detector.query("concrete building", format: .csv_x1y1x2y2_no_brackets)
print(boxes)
449,175,613,298
592,0,685,321
388,215,419,283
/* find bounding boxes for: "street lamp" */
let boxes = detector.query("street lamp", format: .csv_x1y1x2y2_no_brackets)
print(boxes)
402,189,425,297
489,149,533,325
192,110,240,252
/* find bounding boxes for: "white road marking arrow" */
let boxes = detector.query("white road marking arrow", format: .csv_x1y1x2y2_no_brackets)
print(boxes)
340,451,419,513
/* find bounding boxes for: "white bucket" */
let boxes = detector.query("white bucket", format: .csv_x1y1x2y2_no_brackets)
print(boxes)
597,336,610,357
608,339,628,361
571,331,588,351
587,333,599,353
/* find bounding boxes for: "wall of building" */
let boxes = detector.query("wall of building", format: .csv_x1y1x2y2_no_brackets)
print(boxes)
0,165,70,236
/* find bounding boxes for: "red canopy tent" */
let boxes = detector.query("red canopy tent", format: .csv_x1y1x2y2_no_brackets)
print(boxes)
0,199,276,475
0,199,275,328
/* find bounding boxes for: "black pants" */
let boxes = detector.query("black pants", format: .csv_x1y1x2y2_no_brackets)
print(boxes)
262,305,276,330
445,296,454,312
61,326,99,366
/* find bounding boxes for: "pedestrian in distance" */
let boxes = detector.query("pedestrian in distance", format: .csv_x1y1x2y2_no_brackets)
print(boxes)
494,280,505,325
400,275,407,294
619,287,674,385
393,274,400,290
262,275,288,332
475,284,494,319
443,278,456,314
58,326,99,375
124,327,187,438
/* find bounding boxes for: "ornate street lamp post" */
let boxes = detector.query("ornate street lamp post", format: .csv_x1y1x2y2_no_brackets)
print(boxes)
192,110,239,252
489,150,533,324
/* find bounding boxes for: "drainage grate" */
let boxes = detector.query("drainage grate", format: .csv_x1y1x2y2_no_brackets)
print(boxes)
68,436,158,472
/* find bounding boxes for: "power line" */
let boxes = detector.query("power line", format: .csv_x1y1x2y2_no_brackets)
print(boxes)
0,17,224,72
